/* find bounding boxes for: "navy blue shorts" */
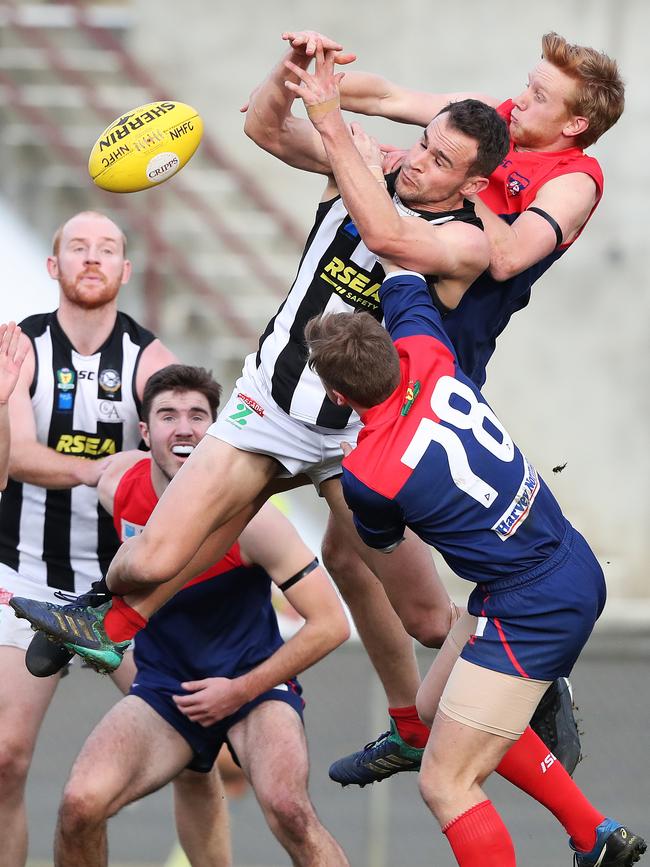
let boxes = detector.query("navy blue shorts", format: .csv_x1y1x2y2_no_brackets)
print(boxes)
461,526,606,682
130,676,305,773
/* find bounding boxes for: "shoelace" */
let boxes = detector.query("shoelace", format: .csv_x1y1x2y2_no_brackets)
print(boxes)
361,731,391,757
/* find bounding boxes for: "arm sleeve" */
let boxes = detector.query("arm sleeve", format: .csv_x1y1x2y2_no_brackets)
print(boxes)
342,468,406,551
380,271,452,347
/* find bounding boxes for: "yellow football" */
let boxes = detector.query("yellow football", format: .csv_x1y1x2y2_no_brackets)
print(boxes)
88,101,203,193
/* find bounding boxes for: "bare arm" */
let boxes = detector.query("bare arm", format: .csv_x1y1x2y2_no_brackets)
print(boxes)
243,41,334,176
0,323,29,490
172,502,350,725
7,336,110,489
339,70,497,125
475,172,598,281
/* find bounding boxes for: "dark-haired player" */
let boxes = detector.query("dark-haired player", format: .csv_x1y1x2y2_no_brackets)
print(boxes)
55,364,350,867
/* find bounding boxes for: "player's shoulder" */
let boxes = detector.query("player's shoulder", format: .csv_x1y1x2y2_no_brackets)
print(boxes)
18,311,55,339
115,310,156,347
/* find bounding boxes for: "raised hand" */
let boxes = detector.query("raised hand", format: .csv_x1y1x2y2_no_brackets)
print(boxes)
0,323,28,405
284,41,346,128
282,30,356,66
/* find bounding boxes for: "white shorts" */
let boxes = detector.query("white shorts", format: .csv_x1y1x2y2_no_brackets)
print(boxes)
207,358,361,492
0,564,68,651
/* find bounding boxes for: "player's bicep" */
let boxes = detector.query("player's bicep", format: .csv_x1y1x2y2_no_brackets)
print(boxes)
529,173,598,245
238,502,315,583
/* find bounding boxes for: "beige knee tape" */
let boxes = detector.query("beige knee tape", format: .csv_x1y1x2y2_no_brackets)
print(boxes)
440,658,551,740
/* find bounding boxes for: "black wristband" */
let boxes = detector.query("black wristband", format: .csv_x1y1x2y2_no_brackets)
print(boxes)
527,206,563,247
278,557,319,593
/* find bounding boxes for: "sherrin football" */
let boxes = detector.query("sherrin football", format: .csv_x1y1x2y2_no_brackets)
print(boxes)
88,101,203,193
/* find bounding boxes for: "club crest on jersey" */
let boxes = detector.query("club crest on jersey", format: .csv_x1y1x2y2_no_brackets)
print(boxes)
56,367,75,391
400,380,421,416
507,171,530,197
491,458,540,540
99,369,121,394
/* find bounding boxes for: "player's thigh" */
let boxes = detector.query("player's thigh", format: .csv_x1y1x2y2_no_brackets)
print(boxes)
417,612,477,726
108,648,136,694
65,695,193,816
140,435,279,566
0,645,60,762
227,701,309,803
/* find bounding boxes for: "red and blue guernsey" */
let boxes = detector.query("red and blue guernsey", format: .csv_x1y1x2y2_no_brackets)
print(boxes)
343,272,607,681
443,99,604,387
113,459,284,684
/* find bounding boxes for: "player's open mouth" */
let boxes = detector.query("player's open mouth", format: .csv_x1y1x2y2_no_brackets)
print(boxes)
171,444,194,457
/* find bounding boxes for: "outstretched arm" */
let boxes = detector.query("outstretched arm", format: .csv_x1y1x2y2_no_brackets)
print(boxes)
243,31,354,176
339,71,497,125
172,502,350,725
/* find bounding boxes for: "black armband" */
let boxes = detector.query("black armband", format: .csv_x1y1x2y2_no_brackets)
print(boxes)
278,557,319,593
527,206,563,247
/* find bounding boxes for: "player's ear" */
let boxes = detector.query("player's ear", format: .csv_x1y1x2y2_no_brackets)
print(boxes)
460,174,489,198
46,256,59,280
563,114,589,140
121,258,132,285
331,388,349,407
139,420,150,447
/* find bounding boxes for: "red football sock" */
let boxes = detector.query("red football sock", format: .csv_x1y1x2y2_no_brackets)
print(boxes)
388,704,430,748
443,800,516,866
497,726,604,852
103,597,147,642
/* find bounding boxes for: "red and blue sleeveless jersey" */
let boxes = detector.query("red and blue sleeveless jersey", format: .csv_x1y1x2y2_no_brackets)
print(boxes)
442,99,604,387
113,459,283,682
342,272,569,586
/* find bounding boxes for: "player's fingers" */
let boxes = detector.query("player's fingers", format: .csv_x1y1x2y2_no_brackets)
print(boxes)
7,324,21,359
239,100,249,113
0,324,8,353
341,441,353,456
180,679,207,692
334,52,356,66
284,59,311,84
14,338,29,367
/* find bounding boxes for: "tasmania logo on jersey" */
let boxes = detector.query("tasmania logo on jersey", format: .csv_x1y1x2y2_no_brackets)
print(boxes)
491,458,540,540
507,171,530,196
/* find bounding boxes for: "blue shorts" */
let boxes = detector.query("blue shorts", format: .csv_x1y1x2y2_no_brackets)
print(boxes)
130,674,305,773
461,526,606,682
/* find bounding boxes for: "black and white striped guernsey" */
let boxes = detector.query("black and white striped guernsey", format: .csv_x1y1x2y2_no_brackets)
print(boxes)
0,311,154,593
254,174,482,429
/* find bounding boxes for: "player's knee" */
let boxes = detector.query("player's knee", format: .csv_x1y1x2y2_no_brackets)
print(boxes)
401,608,448,649
321,540,369,603
415,691,435,729
264,791,314,842
59,779,111,833
418,763,454,817
125,543,173,587
0,737,32,796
